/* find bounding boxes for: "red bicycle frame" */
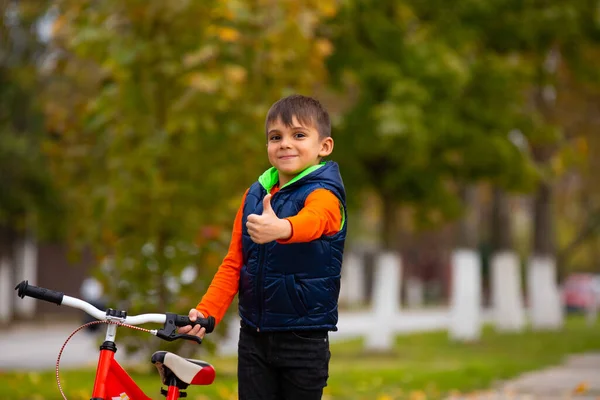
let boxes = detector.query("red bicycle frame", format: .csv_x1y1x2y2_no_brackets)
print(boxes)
92,347,152,400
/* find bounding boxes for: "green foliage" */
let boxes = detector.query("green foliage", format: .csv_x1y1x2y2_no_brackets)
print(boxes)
0,0,63,239
326,0,540,231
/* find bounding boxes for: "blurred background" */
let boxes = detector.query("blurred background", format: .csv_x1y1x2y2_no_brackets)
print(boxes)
1,0,600,399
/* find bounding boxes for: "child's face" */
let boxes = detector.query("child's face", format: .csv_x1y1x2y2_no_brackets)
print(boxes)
266,116,333,186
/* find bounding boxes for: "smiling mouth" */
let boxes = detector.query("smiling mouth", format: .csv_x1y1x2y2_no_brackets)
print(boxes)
279,155,297,160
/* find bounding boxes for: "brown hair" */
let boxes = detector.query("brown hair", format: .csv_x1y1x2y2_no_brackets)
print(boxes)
265,94,331,138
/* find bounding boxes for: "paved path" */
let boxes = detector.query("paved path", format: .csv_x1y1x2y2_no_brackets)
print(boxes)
0,321,143,371
1,309,463,369
448,353,600,400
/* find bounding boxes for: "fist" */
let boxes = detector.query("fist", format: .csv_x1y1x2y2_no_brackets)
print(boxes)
246,194,291,244
178,309,207,340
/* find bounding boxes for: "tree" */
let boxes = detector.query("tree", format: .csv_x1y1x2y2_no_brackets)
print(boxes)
325,0,538,249
41,0,338,352
0,0,62,322
416,0,600,329
324,0,542,344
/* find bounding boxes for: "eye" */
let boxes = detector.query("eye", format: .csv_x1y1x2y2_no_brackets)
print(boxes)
294,132,306,138
269,134,281,141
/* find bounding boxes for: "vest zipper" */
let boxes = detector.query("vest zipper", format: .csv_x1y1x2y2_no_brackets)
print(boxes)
256,243,266,331
256,190,279,332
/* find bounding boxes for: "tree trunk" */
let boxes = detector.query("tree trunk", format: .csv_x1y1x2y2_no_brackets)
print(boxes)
381,194,397,251
14,234,37,319
339,252,366,307
490,188,526,332
0,225,17,324
365,252,401,352
532,182,555,256
365,192,403,352
529,180,564,329
457,186,479,249
490,188,512,252
449,185,482,341
527,50,564,330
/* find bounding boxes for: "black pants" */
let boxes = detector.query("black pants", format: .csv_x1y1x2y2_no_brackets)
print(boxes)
237,322,330,400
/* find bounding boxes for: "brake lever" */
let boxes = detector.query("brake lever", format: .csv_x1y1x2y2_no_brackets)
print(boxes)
156,330,202,344
156,313,202,344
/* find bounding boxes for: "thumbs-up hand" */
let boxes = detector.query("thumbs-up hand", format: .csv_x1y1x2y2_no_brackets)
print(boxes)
246,194,292,244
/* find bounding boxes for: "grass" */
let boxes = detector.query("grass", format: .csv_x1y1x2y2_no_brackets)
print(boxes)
1,316,599,399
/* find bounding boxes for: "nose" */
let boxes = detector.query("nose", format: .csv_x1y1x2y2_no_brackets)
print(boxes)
279,136,292,148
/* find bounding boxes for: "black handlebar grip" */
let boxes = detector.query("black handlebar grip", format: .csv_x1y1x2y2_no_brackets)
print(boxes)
174,314,215,333
15,280,64,306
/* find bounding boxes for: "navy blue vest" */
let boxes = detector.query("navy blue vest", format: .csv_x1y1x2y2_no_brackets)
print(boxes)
238,161,347,332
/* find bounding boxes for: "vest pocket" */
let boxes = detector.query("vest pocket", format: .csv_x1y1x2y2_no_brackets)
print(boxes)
284,275,309,317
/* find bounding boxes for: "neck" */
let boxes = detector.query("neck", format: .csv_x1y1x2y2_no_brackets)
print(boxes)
278,175,291,187
264,162,326,192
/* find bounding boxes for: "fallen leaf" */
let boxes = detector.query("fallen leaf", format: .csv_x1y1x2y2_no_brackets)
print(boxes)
574,381,589,394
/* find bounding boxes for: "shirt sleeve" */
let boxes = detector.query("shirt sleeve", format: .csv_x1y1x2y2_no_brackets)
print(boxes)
277,188,342,244
196,189,248,325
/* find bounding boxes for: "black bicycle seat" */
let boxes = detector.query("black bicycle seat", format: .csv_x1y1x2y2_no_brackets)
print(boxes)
151,351,216,387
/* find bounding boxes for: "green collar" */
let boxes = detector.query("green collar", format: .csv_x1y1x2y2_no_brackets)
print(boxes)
258,162,326,192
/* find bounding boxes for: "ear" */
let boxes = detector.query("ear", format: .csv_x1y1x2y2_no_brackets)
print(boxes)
318,137,334,157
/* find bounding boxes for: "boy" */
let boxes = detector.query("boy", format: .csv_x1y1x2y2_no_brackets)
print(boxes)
179,94,347,400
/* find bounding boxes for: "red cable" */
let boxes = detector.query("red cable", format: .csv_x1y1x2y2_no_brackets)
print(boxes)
56,320,153,400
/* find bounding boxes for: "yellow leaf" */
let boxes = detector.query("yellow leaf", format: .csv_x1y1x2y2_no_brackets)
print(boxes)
408,390,427,400
574,381,589,394
216,27,240,42
315,39,333,57
318,1,337,18
224,65,247,84
377,395,393,400
216,384,231,399
52,15,67,36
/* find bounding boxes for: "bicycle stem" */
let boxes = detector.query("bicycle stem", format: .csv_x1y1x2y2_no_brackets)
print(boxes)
105,323,118,342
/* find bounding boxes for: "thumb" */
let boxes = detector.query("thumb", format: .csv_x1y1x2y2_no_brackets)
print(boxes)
188,308,200,322
262,194,274,214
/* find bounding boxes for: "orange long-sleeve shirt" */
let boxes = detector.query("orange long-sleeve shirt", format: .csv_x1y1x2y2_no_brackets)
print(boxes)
196,186,342,324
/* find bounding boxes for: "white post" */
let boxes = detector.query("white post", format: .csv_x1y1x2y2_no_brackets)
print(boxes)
586,291,598,326
14,236,37,318
588,277,600,326
0,256,14,324
449,249,482,341
365,252,402,351
527,255,563,329
406,277,424,308
340,252,365,307
217,318,241,357
491,251,526,332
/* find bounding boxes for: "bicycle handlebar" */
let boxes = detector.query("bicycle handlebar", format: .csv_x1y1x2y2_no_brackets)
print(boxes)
15,280,64,305
15,280,215,334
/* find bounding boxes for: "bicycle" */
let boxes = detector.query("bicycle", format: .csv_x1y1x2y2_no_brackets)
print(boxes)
14,280,217,400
